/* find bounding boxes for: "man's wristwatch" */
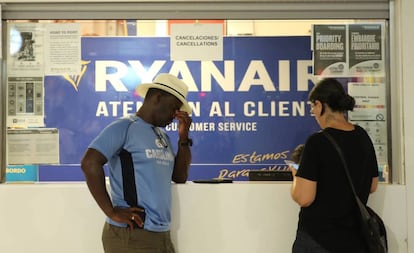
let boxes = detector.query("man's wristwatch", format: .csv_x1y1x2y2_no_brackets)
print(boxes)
180,138,193,147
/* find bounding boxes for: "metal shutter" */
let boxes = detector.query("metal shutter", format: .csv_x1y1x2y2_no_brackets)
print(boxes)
1,0,389,20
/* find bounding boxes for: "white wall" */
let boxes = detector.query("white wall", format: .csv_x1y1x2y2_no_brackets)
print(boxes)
0,183,407,253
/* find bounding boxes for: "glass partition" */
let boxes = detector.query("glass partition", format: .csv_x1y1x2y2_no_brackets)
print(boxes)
1,19,391,183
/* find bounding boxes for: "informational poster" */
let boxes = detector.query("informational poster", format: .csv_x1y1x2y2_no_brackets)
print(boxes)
312,25,347,76
312,23,384,78
6,23,81,128
7,128,59,165
44,23,81,75
348,81,388,181
170,23,223,61
348,24,384,76
311,23,388,180
348,82,386,121
7,76,45,128
7,23,45,76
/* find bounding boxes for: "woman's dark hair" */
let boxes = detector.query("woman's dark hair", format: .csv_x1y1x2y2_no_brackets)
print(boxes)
308,78,355,113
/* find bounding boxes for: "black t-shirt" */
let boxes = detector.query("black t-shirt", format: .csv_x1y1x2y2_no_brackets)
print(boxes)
295,125,378,252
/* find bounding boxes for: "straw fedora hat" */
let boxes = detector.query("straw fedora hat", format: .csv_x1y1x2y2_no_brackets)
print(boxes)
136,73,192,114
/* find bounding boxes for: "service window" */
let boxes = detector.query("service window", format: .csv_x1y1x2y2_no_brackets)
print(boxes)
1,18,391,183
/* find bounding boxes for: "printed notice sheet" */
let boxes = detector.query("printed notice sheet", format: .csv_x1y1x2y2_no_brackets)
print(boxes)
348,24,384,76
7,128,60,165
7,76,45,128
312,25,347,76
347,82,386,121
347,82,388,170
170,23,223,61
7,23,44,76
44,23,81,75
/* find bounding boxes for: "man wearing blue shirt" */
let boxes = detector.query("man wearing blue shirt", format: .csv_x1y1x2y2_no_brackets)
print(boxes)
81,73,192,253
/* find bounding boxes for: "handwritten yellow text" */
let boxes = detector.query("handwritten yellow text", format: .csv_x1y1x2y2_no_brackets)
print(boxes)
217,165,288,179
6,168,26,174
232,150,289,163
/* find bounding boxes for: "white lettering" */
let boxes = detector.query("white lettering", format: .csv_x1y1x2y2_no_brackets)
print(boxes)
169,61,199,91
279,101,290,116
297,60,318,91
188,102,200,117
209,101,223,116
239,60,275,91
201,61,235,92
129,60,165,83
209,101,234,117
244,101,307,117
146,149,174,160
95,101,143,117
96,101,109,116
217,122,257,131
123,101,134,116
166,122,216,131
109,101,121,117
95,61,129,92
278,60,290,91
94,60,315,93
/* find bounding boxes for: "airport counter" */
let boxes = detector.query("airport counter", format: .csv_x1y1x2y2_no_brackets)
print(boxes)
0,182,406,253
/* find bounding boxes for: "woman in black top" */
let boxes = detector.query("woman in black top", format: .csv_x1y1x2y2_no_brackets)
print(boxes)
290,78,379,253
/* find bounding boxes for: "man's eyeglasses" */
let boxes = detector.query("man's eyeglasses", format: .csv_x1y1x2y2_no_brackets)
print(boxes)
152,127,168,148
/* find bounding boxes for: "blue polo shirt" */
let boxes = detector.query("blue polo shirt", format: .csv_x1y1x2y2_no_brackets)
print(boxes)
88,115,175,232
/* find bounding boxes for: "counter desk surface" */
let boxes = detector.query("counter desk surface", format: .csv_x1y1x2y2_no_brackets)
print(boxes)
0,182,407,253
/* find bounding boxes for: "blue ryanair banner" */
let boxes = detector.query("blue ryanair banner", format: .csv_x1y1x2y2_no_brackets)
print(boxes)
40,36,320,181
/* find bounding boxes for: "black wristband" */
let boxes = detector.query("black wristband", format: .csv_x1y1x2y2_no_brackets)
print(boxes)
180,138,193,147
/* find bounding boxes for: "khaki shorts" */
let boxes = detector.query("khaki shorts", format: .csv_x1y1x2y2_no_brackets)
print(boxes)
102,223,176,253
